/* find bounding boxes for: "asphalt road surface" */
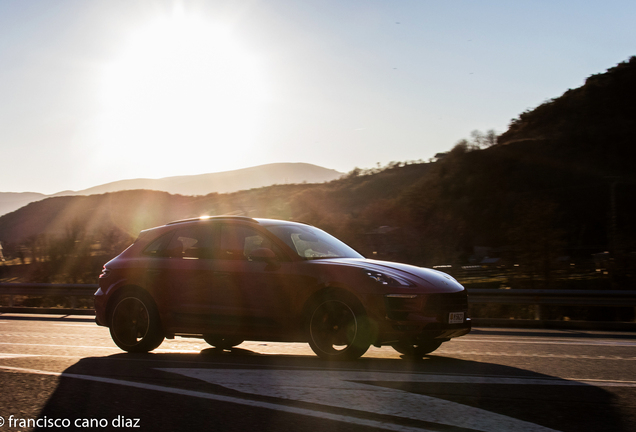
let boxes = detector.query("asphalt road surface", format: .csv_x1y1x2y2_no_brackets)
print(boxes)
0,314,635,432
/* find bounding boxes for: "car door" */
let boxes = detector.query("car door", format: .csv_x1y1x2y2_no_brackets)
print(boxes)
149,223,226,332
210,223,301,335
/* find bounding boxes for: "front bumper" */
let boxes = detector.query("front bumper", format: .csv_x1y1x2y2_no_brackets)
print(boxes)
94,287,107,326
375,291,471,344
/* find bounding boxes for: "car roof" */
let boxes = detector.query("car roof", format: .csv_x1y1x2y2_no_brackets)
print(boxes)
152,216,311,230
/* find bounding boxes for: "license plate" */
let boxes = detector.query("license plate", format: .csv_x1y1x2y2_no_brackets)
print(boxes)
448,312,464,324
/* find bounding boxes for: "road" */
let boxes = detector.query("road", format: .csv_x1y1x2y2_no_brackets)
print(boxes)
0,314,634,432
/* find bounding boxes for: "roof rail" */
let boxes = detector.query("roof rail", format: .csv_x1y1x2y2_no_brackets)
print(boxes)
166,215,259,225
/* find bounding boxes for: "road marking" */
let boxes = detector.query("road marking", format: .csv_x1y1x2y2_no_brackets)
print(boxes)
0,366,442,432
51,324,102,327
0,342,119,350
1,339,635,360
0,342,198,353
0,353,38,359
0,333,105,339
458,338,636,347
0,343,205,354
3,364,635,431
573,378,636,386
160,368,559,432
437,350,636,360
0,365,63,376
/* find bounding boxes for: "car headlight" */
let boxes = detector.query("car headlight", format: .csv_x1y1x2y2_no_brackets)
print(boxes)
99,268,111,279
365,271,413,286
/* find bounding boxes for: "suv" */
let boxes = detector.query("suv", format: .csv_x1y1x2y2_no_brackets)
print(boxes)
95,216,470,360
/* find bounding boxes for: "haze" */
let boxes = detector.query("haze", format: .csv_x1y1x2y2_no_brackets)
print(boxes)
1,0,634,194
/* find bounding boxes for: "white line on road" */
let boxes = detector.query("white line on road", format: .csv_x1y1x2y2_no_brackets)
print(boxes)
0,353,39,359
160,368,560,432
0,365,441,432
438,350,636,360
51,324,102,327
0,342,119,350
0,342,201,353
459,338,636,347
1,339,636,360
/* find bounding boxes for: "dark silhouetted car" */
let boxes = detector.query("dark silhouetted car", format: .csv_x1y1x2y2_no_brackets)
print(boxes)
95,216,470,360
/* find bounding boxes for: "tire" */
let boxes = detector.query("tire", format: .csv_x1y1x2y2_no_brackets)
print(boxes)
392,340,443,358
203,335,244,349
307,293,371,361
109,290,165,353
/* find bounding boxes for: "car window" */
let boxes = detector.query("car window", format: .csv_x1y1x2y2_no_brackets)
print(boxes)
142,231,175,257
266,225,363,259
218,225,281,260
159,225,216,259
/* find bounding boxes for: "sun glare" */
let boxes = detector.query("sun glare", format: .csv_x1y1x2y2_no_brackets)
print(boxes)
95,10,269,178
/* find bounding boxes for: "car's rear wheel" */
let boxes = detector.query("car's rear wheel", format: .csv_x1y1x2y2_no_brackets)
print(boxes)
391,340,443,357
109,291,164,353
307,293,371,361
203,335,244,349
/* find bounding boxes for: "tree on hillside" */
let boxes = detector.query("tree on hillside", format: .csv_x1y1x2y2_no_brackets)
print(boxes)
507,200,565,288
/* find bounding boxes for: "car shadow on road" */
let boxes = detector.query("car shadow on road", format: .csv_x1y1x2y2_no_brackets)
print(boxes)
31,347,632,432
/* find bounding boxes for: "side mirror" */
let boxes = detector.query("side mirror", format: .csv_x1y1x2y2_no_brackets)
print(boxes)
248,248,277,263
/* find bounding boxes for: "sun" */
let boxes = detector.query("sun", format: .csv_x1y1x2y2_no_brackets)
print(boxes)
94,9,269,178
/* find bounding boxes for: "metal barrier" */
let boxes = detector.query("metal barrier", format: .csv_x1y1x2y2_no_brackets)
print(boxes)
467,288,636,320
0,283,97,310
1,283,635,320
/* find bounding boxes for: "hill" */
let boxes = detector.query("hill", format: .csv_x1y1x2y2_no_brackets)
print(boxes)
52,162,343,197
401,57,636,265
0,163,431,245
0,192,47,217
0,163,343,217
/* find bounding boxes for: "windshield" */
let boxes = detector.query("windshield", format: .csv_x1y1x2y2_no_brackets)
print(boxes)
266,225,363,260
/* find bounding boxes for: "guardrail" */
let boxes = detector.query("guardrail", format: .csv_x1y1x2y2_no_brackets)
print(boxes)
0,283,98,311
468,288,636,320
1,283,636,320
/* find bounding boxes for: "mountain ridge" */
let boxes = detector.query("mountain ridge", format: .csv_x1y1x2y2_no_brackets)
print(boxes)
0,162,343,216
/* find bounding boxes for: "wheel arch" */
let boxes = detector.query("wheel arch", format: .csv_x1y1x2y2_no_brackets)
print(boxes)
300,285,364,325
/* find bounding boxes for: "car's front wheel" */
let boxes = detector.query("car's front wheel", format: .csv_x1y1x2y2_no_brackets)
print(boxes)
109,290,164,353
307,293,371,361
391,340,443,358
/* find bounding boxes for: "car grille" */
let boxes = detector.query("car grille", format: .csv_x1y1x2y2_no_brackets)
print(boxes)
422,291,468,315
385,290,468,321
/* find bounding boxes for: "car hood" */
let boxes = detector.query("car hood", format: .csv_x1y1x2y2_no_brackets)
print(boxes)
311,258,465,292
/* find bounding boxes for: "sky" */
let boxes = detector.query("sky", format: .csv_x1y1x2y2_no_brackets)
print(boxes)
1,0,635,194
